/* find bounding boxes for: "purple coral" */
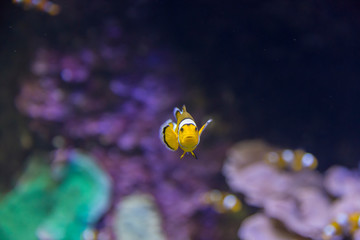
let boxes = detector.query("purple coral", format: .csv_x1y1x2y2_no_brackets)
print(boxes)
16,79,69,121
264,186,330,238
16,20,224,240
324,166,360,227
224,140,360,240
324,166,360,198
239,213,302,240
223,140,332,239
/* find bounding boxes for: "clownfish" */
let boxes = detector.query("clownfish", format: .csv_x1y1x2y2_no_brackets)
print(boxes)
202,189,242,213
322,212,360,240
264,149,318,171
159,105,212,159
322,213,348,240
12,0,61,16
348,212,360,234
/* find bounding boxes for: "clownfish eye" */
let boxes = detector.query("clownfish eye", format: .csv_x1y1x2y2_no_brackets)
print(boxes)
195,127,198,131
180,128,184,132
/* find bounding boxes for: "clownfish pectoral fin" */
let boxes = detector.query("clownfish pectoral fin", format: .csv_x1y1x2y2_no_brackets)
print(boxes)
199,119,213,136
190,151,198,159
180,151,186,159
160,119,179,151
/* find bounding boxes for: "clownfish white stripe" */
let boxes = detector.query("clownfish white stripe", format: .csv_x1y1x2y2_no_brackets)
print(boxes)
178,118,196,132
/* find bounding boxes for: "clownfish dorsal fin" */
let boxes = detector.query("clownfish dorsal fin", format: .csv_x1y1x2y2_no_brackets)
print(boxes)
182,105,187,113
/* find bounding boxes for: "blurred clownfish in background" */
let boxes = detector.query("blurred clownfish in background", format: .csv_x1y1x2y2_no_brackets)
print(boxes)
202,189,242,213
322,212,360,240
322,213,348,240
264,149,318,171
159,105,212,159
12,0,61,16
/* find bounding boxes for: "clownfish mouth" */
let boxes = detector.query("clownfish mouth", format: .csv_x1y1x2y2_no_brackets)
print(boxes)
184,136,196,142
182,135,198,147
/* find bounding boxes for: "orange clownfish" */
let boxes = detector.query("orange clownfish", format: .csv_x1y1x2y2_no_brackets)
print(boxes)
12,0,61,16
159,105,212,159
265,149,318,171
322,213,347,240
202,190,242,213
322,212,360,240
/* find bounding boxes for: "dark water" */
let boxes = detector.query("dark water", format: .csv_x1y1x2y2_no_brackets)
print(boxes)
147,1,360,171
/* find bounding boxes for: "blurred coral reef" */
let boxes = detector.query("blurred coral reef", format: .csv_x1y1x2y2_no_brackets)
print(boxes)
13,20,228,240
223,140,360,240
2,0,360,239
0,150,111,240
8,18,360,239
114,193,166,240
